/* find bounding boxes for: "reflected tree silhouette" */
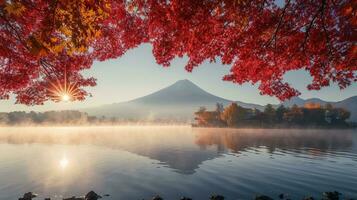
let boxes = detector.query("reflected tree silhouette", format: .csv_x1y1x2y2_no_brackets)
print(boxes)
194,129,354,155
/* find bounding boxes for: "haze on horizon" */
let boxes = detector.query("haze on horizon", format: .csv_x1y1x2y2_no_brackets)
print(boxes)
1,44,356,112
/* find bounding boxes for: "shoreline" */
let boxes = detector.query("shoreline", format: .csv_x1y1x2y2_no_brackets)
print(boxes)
192,125,357,130
17,191,354,200
0,124,355,130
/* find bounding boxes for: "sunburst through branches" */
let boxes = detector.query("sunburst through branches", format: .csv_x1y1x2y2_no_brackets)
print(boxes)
47,77,81,102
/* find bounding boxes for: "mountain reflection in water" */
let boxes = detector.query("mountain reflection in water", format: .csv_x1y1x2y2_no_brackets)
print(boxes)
0,127,355,175
0,126,357,199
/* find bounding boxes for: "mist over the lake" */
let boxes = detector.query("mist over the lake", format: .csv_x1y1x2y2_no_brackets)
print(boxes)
0,126,356,200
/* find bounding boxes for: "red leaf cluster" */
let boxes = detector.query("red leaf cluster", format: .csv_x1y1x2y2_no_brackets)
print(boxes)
0,0,356,104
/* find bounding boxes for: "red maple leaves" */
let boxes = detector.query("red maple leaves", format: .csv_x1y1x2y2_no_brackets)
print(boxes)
0,0,356,104
144,0,356,100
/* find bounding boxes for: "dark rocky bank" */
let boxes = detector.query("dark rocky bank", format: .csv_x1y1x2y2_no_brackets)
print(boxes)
17,191,355,200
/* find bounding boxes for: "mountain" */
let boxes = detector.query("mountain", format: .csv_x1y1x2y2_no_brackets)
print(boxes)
84,79,264,121
282,96,357,122
84,79,356,122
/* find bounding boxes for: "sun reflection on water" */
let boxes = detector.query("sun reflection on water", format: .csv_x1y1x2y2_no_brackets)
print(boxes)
59,156,69,169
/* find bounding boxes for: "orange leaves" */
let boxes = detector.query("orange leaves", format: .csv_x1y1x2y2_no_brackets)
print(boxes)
40,0,110,55
341,1,357,26
1,0,111,57
341,1,355,16
27,36,48,57
0,0,108,104
4,1,25,16
24,0,112,57
343,6,353,15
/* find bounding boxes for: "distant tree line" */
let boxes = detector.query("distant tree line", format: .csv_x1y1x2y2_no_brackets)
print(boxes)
194,103,352,128
0,111,100,125
0,111,188,126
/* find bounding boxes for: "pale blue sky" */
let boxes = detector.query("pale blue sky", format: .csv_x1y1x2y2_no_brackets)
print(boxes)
1,44,356,112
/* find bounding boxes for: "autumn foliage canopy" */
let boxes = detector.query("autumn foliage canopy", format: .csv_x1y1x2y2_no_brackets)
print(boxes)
0,0,356,104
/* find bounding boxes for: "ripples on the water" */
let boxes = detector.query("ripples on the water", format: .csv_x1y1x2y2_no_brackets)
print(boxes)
0,126,356,199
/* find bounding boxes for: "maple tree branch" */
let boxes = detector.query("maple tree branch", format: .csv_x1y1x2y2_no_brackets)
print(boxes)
39,60,53,78
322,12,332,61
39,59,62,80
50,0,59,33
20,0,42,12
265,0,291,48
0,14,30,51
259,0,267,11
302,0,326,51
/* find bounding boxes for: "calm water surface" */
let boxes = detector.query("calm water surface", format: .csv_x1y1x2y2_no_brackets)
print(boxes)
0,126,356,199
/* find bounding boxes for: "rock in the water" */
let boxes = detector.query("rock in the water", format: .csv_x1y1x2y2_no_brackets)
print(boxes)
85,191,102,200
210,195,224,200
18,192,37,200
322,191,340,200
180,197,192,200
255,195,274,200
152,195,163,200
279,194,284,199
302,196,314,200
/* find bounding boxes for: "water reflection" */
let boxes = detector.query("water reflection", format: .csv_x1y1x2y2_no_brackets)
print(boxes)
194,128,355,155
0,127,355,175
59,156,69,170
0,126,356,199
0,126,220,174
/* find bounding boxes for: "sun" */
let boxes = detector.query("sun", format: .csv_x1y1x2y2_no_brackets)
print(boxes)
47,78,80,102
59,157,69,169
61,94,71,102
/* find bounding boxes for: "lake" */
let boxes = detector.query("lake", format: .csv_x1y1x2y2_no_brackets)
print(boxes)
0,126,356,199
